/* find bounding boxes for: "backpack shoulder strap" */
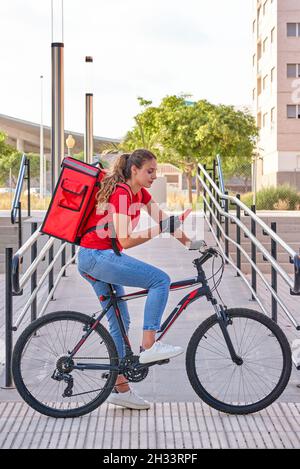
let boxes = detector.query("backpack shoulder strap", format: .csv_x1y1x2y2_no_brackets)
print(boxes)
116,183,133,203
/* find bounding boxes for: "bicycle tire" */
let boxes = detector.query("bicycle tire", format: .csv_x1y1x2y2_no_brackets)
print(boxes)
12,311,119,418
186,308,292,415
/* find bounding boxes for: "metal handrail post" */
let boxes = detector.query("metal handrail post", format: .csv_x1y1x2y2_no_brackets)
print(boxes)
212,161,217,219
27,158,31,217
4,248,14,388
18,201,22,249
72,245,76,264
209,173,213,228
49,244,54,299
224,191,229,263
271,222,278,323
31,223,38,323
251,204,257,300
202,165,207,215
236,194,241,276
61,241,66,277
216,191,221,240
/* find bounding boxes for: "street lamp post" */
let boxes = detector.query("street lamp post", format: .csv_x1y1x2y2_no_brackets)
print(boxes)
40,75,44,200
85,56,94,164
51,0,65,193
252,147,264,206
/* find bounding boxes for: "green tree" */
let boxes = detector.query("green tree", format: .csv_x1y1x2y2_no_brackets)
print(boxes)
0,131,48,186
121,97,258,202
121,97,162,154
196,105,258,189
156,96,216,202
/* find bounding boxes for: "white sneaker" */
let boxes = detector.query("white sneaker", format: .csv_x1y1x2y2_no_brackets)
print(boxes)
107,389,150,410
139,341,183,364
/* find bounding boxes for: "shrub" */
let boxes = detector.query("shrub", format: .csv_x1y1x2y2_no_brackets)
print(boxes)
240,185,300,210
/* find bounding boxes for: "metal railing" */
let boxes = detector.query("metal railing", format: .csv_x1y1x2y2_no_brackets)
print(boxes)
10,154,31,248
198,162,300,356
4,225,78,388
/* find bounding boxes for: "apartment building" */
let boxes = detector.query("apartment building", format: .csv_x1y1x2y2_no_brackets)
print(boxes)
252,0,300,189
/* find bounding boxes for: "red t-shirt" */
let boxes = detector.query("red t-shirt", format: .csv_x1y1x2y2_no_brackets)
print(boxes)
80,185,152,251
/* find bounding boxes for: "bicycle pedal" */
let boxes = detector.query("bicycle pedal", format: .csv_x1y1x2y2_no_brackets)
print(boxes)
157,359,170,365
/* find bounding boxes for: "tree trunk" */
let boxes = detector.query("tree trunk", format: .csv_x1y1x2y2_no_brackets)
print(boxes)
196,174,200,199
187,171,193,204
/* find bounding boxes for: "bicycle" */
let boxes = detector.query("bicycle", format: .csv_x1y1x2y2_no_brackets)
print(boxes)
12,245,292,418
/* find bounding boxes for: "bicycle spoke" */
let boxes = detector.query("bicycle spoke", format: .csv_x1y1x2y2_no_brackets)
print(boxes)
15,315,116,415
193,313,286,409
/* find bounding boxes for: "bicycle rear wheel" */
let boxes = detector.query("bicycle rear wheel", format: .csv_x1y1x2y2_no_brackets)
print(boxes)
186,308,292,414
12,311,119,418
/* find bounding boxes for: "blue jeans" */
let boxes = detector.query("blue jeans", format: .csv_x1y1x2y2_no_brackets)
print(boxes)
77,247,171,359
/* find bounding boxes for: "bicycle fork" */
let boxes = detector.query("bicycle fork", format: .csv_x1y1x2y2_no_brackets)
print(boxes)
213,304,243,366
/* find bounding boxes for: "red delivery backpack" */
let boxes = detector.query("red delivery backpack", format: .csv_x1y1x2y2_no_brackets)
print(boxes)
41,156,132,255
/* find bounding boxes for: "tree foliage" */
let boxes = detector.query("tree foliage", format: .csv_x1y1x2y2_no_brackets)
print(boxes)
0,130,45,186
121,96,258,202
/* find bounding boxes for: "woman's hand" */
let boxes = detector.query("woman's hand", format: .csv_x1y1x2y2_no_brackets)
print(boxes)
159,215,182,234
159,209,192,234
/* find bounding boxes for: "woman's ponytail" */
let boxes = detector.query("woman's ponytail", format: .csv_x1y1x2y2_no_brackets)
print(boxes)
96,149,156,209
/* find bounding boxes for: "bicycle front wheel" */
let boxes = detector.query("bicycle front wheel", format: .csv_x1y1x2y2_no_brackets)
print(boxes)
186,308,292,414
12,311,119,418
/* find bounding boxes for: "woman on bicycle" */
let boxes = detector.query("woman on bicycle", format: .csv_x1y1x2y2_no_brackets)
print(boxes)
78,149,194,410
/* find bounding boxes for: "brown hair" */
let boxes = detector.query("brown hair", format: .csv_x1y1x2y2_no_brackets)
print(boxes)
96,149,156,208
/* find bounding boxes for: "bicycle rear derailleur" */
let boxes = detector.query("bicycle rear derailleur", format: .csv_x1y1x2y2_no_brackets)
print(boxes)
51,355,75,397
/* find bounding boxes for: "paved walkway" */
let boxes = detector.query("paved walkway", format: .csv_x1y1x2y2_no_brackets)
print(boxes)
1,212,300,449
1,401,300,449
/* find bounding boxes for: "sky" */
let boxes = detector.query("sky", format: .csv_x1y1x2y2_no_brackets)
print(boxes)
0,0,253,140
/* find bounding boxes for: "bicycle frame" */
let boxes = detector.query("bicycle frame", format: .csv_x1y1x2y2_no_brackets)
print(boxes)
69,249,242,372
69,275,213,369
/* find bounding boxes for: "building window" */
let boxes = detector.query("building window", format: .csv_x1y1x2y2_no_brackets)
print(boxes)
271,107,275,123
263,112,268,127
253,54,256,67
287,105,300,119
287,23,300,37
263,0,268,15
287,64,300,78
271,67,275,82
253,88,256,100
253,20,256,33
263,37,268,52
271,27,275,43
263,75,268,89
